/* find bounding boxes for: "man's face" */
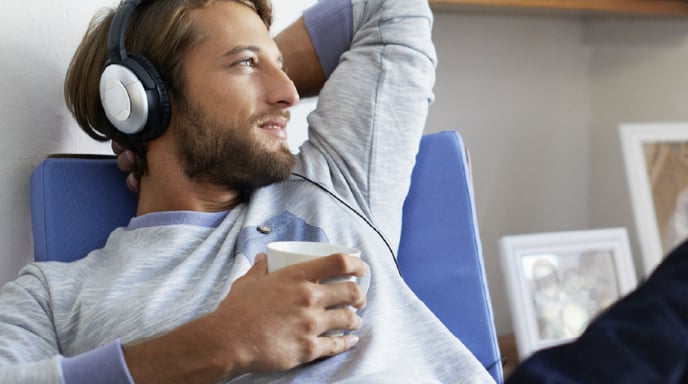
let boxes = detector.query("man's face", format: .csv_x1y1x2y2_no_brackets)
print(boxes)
172,1,300,190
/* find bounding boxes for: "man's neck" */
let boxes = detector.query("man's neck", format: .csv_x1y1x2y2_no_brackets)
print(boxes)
135,135,242,216
137,178,243,216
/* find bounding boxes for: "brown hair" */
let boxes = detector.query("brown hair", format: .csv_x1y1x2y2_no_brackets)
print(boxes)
64,0,272,175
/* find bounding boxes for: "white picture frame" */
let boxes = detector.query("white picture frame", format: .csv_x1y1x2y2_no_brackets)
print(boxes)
499,228,637,361
620,122,688,276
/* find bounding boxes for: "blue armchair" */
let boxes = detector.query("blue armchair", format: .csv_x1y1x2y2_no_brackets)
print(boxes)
30,130,503,382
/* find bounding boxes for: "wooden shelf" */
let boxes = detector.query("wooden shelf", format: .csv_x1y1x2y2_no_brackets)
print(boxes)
429,0,688,16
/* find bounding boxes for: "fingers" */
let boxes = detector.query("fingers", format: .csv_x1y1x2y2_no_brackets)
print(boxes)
323,281,367,311
116,148,137,172
277,254,369,310
220,253,365,370
299,332,360,363
111,140,125,155
320,304,363,332
319,334,360,358
302,253,370,283
113,144,139,192
126,173,140,193
290,334,360,367
293,281,366,343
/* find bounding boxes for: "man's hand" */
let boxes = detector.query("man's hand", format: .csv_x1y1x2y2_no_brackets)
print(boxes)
216,253,368,373
111,141,140,192
122,253,369,383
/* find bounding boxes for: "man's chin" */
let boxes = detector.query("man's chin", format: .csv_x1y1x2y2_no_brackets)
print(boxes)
258,134,291,154
263,139,296,167
241,150,296,190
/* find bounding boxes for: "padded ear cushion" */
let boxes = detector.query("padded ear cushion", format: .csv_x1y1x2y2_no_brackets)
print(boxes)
125,53,171,141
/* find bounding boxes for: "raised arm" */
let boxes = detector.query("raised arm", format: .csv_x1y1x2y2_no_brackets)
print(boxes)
275,0,354,98
274,18,325,98
294,0,437,250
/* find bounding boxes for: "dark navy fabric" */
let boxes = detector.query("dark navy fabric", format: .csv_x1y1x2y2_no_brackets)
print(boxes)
508,240,688,384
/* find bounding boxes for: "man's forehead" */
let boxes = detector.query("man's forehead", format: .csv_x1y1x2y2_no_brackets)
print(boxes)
185,2,281,61
190,1,271,42
191,1,266,27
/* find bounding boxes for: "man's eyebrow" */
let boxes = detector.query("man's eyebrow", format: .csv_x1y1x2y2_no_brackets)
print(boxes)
222,45,284,66
222,45,260,57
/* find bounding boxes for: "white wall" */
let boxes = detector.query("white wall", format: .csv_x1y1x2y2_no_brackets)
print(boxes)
585,17,688,270
0,0,117,284
428,10,592,334
429,9,688,336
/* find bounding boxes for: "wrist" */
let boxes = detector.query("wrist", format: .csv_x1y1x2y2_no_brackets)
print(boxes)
122,315,242,383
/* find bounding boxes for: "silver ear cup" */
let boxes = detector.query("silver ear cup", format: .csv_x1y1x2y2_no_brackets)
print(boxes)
100,64,149,135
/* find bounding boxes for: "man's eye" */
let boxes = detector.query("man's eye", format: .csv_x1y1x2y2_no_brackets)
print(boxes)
237,58,256,67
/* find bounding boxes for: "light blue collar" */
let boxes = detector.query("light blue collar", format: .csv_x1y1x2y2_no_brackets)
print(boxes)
127,210,229,230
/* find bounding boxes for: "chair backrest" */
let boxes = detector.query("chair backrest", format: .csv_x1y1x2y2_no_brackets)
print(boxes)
30,131,502,383
398,131,502,382
31,155,137,263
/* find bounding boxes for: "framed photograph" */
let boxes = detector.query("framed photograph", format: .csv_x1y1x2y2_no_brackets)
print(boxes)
499,228,637,361
620,122,688,276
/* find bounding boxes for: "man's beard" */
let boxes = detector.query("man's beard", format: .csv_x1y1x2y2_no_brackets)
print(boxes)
174,100,296,192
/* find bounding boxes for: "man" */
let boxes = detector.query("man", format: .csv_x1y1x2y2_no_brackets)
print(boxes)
0,0,494,382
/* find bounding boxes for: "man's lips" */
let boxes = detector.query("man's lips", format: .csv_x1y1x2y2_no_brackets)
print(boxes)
258,116,289,139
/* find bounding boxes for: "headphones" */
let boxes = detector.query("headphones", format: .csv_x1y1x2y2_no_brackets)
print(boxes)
99,0,171,141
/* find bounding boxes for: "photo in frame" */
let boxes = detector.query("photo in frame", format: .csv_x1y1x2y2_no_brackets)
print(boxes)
498,228,637,361
620,122,688,276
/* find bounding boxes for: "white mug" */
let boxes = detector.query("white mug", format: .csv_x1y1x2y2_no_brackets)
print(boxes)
266,241,371,293
266,241,371,336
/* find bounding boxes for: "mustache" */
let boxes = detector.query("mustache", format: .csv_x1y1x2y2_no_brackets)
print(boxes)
251,109,291,126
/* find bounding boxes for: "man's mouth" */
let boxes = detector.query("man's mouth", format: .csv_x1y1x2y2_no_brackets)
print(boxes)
258,115,288,140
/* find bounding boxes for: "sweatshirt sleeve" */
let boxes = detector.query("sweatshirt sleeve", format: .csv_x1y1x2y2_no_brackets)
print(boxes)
0,265,64,383
303,0,353,78
61,340,134,384
0,264,134,384
296,0,437,250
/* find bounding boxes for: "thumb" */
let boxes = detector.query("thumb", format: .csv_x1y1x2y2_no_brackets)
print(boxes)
246,253,268,277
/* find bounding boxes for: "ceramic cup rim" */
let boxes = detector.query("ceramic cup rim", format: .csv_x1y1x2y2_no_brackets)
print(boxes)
267,241,360,259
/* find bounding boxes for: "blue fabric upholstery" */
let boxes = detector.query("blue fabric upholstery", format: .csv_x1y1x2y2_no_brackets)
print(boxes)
30,131,502,382
398,131,502,382
31,155,136,263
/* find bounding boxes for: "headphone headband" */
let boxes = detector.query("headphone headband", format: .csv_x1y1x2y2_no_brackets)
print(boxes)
107,0,141,63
